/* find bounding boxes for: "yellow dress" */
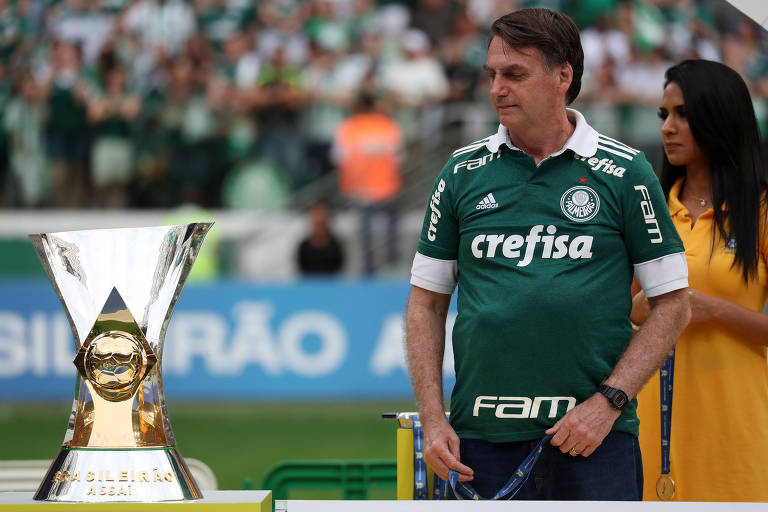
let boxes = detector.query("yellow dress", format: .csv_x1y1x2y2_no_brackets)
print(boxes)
638,178,768,501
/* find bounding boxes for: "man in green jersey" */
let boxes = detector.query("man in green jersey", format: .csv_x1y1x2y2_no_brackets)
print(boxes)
406,8,690,500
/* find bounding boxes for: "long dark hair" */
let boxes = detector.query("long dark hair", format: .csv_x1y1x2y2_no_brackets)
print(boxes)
659,59,768,282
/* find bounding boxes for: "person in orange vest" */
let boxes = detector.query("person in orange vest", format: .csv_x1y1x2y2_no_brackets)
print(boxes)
332,93,403,275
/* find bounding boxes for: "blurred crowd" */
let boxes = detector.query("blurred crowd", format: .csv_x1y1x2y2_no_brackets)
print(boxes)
0,0,766,210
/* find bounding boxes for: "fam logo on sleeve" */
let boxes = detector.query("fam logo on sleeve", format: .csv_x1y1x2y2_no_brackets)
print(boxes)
560,186,600,222
633,185,663,244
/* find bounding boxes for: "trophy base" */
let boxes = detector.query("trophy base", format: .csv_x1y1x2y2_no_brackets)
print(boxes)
34,447,203,502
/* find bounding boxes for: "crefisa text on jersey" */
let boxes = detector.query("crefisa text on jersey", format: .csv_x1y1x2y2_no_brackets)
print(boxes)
471,225,593,266
427,179,446,241
574,154,626,177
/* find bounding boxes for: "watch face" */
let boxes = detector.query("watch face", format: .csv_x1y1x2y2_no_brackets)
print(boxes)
601,385,628,410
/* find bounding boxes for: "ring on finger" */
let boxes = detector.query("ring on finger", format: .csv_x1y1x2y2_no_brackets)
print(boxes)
569,447,580,456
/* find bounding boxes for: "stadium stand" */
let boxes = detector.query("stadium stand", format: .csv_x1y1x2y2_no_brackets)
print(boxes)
1,0,766,210
0,0,766,276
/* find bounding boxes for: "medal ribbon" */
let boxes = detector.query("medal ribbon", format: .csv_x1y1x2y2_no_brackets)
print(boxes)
412,415,428,499
412,415,449,500
660,348,675,477
448,435,551,500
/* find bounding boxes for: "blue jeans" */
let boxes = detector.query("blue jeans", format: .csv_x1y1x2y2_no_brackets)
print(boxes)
448,431,643,500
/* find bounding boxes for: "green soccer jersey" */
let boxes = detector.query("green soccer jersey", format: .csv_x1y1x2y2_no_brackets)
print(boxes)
412,110,687,442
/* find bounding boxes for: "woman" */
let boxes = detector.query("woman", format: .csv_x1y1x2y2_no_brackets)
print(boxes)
632,59,768,501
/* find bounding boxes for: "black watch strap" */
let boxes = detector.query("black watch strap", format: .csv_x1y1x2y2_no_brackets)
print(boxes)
599,384,630,411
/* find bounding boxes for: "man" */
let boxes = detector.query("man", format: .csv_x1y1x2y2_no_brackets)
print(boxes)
406,8,690,500
296,199,345,275
333,93,403,275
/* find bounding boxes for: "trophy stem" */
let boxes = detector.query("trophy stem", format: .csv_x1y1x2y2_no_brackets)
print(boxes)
86,382,136,447
34,447,202,502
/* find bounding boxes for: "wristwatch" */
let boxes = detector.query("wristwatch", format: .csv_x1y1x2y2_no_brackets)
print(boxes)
599,384,630,411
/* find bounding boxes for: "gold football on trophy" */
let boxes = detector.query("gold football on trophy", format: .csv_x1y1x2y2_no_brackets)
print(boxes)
85,333,144,390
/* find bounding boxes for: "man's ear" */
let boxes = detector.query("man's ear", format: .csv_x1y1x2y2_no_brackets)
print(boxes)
558,62,573,96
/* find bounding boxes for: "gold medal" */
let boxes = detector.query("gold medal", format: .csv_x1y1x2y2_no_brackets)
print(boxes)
656,474,675,500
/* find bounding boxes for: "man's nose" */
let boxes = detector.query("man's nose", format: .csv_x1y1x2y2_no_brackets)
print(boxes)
490,77,508,97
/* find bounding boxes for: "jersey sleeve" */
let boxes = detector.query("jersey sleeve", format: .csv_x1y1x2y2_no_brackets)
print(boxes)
622,153,688,297
410,162,460,294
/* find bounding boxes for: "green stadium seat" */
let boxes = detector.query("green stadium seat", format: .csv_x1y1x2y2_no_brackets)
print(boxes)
260,460,396,500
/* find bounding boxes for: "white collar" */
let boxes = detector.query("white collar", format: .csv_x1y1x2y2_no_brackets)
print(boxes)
485,108,599,159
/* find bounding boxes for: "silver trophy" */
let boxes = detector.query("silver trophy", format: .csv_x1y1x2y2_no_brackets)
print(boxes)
29,223,211,502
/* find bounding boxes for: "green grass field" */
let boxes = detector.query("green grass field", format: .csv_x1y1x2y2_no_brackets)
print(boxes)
0,400,416,498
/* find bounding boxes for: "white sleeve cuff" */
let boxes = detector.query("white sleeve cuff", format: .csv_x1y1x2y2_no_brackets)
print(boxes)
410,252,457,295
634,252,688,298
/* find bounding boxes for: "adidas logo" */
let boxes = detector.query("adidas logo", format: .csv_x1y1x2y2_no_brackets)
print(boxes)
476,193,499,210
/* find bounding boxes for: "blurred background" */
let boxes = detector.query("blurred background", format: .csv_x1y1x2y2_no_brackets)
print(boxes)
0,0,766,498
0,0,767,276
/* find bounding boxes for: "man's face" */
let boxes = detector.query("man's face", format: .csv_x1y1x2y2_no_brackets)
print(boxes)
484,36,569,134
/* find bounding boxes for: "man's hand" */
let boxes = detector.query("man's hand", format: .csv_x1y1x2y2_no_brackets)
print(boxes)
422,415,474,482
545,393,621,457
548,288,688,459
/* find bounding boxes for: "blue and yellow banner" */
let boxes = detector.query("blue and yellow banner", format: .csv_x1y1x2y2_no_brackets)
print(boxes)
0,280,456,400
